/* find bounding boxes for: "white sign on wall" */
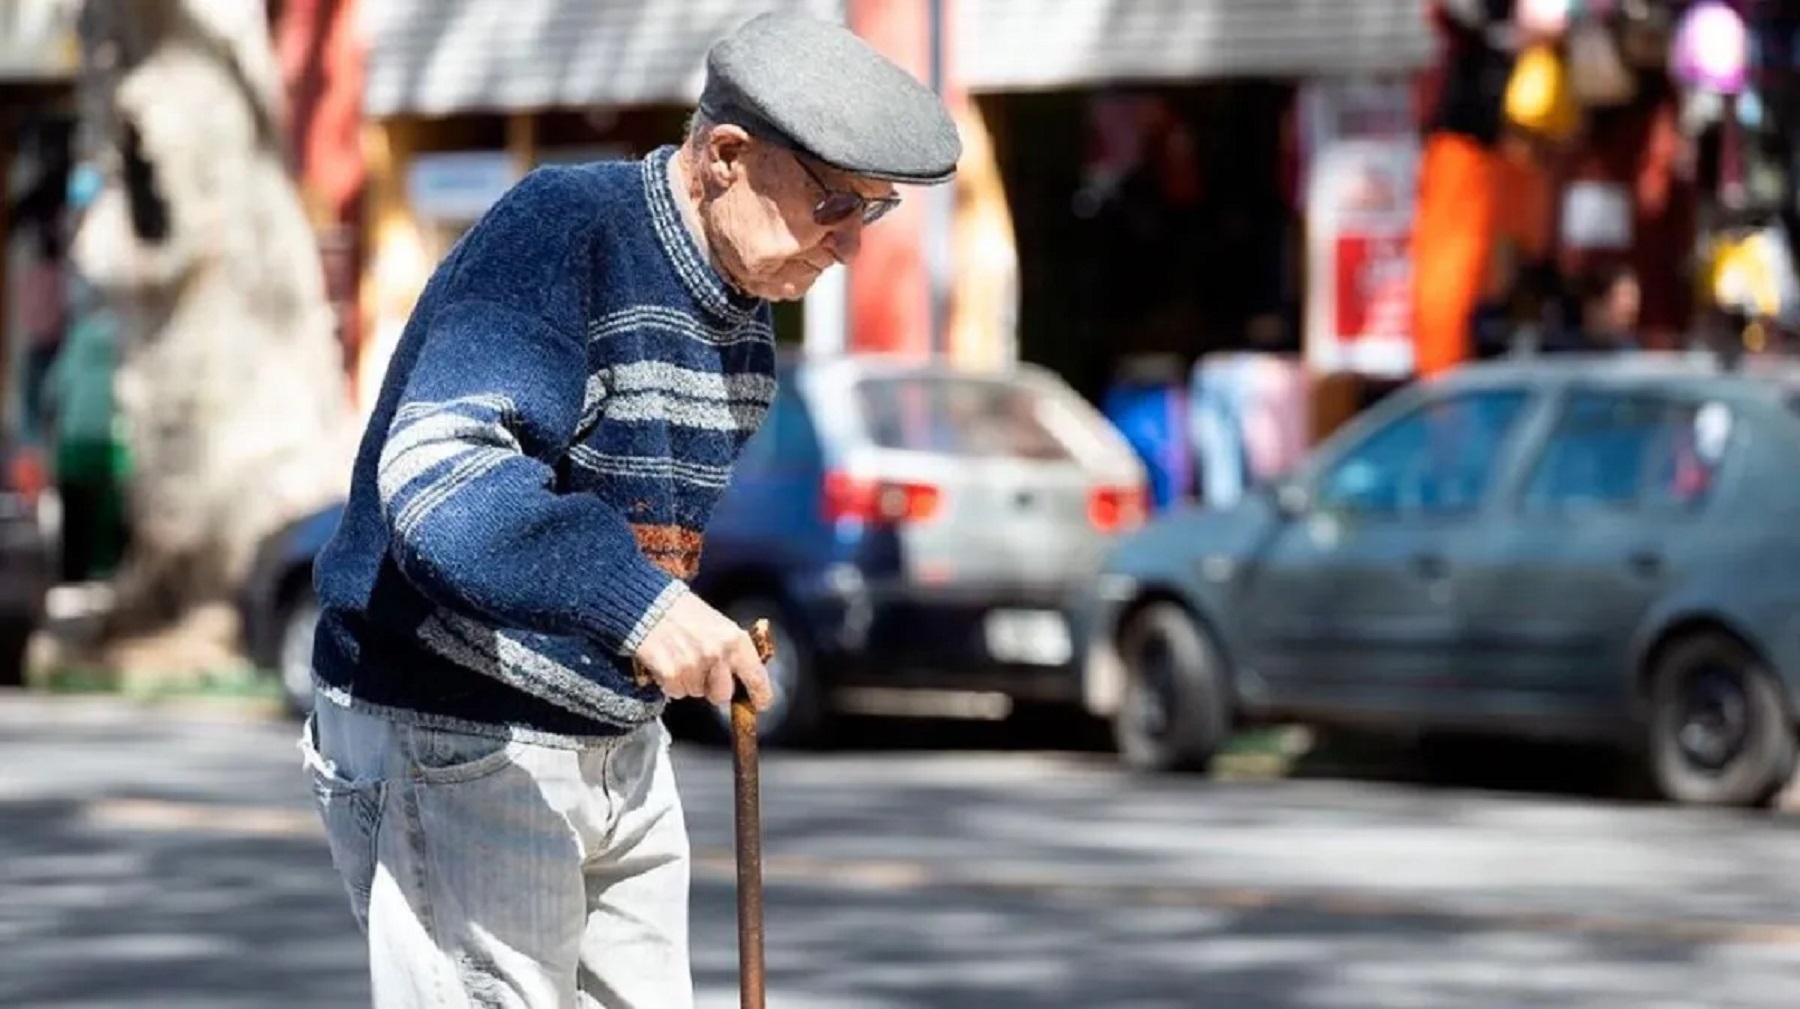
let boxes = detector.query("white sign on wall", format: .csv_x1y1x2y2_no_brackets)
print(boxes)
1304,139,1419,379
1300,78,1420,379
407,151,520,224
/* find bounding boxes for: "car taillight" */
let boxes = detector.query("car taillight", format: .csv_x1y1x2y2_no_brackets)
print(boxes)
822,471,941,525
7,448,45,506
1088,484,1147,533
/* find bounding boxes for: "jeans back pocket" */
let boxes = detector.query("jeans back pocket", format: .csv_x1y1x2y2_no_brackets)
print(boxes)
300,717,386,930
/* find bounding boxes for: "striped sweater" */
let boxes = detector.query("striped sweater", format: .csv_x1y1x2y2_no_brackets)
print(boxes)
310,147,776,744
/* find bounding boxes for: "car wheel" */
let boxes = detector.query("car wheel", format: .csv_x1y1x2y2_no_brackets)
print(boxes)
275,585,321,717
1113,601,1231,773
1647,632,1795,808
708,595,825,748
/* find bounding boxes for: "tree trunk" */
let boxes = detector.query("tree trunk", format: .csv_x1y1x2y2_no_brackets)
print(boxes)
69,0,354,681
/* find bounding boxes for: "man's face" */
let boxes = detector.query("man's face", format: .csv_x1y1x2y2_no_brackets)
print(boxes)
1606,274,1641,330
694,125,897,302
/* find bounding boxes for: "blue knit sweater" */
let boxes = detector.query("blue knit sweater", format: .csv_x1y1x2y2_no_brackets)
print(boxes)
311,147,776,744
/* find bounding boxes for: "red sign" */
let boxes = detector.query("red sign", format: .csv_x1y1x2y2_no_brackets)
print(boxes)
1332,232,1414,341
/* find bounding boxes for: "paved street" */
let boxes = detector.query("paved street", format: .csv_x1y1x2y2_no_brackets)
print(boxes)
4,693,1800,1008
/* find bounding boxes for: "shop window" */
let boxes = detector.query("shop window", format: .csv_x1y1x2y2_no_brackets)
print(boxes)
1522,392,1730,514
988,83,1301,407
1318,389,1530,517
854,374,1075,462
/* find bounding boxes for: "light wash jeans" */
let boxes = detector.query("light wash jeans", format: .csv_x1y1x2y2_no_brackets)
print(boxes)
299,701,692,1009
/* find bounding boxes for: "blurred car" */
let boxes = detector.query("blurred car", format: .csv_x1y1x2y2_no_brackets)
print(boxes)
242,500,341,714
1082,353,1800,807
683,353,1148,745
0,438,52,683
243,354,1148,731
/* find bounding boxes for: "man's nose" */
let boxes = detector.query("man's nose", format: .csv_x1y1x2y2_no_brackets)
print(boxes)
826,218,864,262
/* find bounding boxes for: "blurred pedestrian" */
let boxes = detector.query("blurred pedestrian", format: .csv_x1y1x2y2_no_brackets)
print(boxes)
1562,264,1643,352
43,272,124,584
301,12,958,1008
43,163,128,585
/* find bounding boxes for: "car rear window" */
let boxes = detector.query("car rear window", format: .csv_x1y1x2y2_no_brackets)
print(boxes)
853,375,1076,461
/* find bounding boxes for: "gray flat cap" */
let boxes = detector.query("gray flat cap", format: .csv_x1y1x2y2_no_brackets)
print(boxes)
699,11,962,185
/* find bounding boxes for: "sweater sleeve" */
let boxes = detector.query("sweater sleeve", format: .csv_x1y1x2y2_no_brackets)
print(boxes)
375,168,687,656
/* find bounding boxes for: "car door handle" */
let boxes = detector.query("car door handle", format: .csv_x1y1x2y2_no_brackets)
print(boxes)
1410,554,1450,580
1627,550,1664,577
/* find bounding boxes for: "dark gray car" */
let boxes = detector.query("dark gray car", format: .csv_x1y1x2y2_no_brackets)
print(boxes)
1081,353,1800,807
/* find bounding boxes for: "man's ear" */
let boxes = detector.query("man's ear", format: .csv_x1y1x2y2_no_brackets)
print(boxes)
702,124,753,189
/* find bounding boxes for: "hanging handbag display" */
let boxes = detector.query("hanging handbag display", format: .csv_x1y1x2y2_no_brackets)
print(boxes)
1505,43,1583,142
1567,17,1640,106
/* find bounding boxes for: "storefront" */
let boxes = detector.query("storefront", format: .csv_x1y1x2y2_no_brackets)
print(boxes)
346,0,848,417
950,0,1436,506
335,0,1451,476
958,0,1433,388
1411,0,1800,370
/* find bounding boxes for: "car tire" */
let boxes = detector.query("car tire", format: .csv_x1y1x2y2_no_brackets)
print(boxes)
1646,632,1796,808
1113,601,1231,774
274,583,321,718
705,594,826,749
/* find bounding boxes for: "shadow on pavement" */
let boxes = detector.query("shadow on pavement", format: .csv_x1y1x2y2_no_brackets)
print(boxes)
5,786,1783,1009
4,693,1800,1007
751,700,1667,808
0,796,368,1009
817,706,1114,754
687,876,1790,1009
1284,730,1659,804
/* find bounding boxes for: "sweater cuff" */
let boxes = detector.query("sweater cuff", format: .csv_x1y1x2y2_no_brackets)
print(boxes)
611,575,691,658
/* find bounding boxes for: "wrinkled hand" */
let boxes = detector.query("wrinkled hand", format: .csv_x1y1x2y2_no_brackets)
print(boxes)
633,592,774,710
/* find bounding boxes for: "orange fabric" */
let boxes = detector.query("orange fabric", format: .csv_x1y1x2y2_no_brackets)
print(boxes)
1410,133,1498,377
1493,142,1554,261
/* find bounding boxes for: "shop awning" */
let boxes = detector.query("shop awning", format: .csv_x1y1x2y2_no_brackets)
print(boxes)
956,0,1438,92
360,0,845,117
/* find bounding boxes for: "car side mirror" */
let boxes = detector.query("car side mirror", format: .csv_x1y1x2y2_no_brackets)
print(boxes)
1273,481,1311,517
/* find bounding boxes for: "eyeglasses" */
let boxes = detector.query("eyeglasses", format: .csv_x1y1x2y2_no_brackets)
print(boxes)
793,155,902,227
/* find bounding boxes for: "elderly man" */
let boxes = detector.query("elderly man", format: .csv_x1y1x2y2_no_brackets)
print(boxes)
300,11,959,1008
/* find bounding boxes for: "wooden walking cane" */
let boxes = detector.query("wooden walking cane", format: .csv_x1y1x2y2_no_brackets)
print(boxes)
635,620,774,1009
737,619,775,1009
